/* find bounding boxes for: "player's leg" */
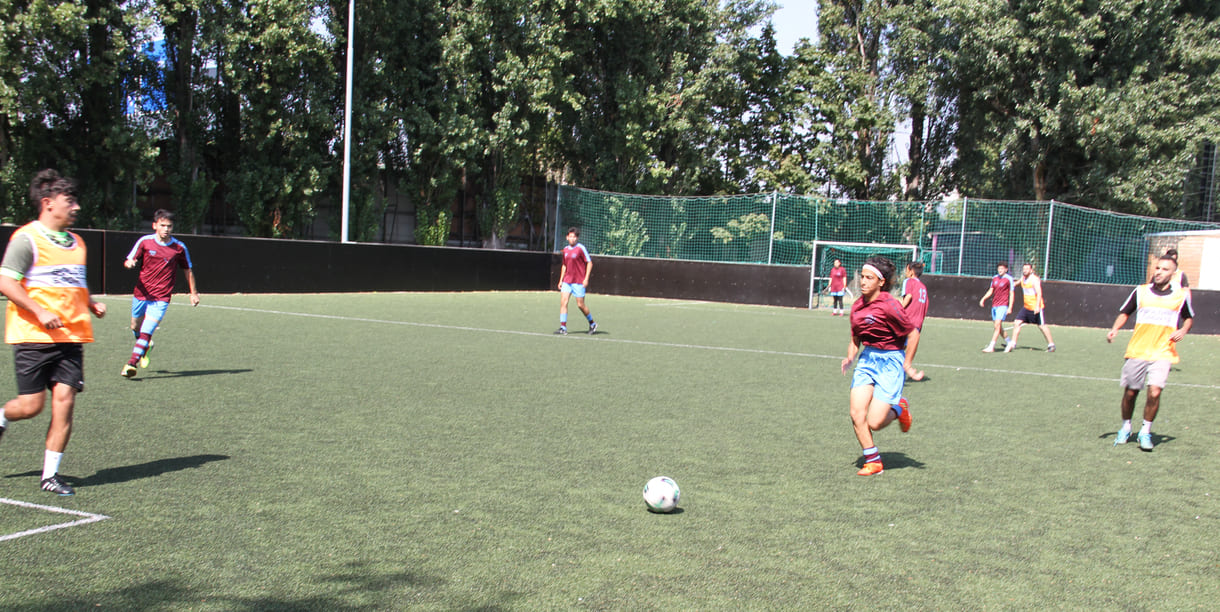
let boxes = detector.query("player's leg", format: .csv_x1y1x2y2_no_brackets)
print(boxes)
41,348,82,495
904,329,924,380
1137,361,1170,451
1114,359,1143,445
572,284,595,332
556,287,571,334
130,301,168,369
849,385,882,475
1039,321,1055,351
984,307,1005,351
39,383,76,495
1007,318,1025,352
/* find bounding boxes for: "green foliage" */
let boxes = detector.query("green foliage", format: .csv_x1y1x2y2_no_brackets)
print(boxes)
601,196,650,257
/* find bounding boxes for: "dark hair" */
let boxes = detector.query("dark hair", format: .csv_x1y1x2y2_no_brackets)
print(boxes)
864,255,896,291
567,227,580,237
907,261,924,277
1158,254,1178,269
996,262,1008,269
1164,248,1178,261
154,209,174,223
29,169,77,212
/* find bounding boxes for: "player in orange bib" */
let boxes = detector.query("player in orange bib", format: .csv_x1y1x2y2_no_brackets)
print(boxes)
0,170,107,496
1105,255,1193,451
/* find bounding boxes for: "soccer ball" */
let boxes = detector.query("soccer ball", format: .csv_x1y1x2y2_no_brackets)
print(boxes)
642,476,680,513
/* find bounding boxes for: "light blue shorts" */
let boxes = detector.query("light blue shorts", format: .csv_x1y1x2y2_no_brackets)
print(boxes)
851,347,906,405
131,299,170,334
991,305,1009,322
560,283,587,298
830,291,845,297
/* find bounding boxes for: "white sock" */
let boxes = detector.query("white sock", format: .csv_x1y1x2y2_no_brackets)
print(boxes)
1140,420,1153,435
1119,419,1131,432
43,450,63,481
0,411,9,429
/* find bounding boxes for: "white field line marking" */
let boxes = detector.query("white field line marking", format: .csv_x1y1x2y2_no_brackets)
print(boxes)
146,301,1220,391
0,498,110,542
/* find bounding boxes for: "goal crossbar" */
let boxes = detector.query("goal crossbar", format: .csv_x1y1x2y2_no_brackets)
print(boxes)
808,240,919,309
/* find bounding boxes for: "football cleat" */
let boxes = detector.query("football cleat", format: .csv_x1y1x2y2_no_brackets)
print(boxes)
1113,429,1131,446
588,321,597,334
1003,343,1014,353
982,346,995,353
1138,432,1154,451
139,340,154,368
554,327,568,335
1046,344,1056,352
897,398,912,433
41,475,74,496
856,462,884,476
121,364,137,378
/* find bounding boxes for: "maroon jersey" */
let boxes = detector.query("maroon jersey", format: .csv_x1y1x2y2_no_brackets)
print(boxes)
561,243,591,284
850,291,915,351
990,273,1014,307
901,276,928,327
127,235,193,301
829,265,847,293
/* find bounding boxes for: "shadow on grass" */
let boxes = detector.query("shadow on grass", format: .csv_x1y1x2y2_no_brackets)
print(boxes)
2,561,475,611
131,368,254,380
855,452,926,471
4,454,229,488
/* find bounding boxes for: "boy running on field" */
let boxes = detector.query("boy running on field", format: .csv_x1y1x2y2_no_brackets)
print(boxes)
121,209,199,378
898,261,927,380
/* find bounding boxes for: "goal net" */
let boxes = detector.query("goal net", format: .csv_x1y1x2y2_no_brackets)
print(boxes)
808,240,920,309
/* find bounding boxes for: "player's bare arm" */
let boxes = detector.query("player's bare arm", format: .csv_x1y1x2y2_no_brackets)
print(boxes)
841,336,861,375
187,269,200,306
1106,313,1130,343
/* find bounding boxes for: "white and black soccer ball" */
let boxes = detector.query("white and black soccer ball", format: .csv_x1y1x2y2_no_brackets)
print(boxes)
643,476,680,513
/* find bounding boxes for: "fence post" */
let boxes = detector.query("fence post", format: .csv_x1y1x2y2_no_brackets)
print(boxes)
767,191,777,264
957,197,968,275
1044,200,1055,279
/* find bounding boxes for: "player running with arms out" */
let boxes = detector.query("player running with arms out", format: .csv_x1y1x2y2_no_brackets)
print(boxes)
1106,255,1193,452
840,256,915,477
979,262,1015,352
1006,263,1056,352
898,261,927,380
828,259,848,316
0,169,107,496
121,209,199,378
555,227,596,335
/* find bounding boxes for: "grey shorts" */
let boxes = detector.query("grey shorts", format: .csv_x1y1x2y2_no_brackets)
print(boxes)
1120,359,1171,390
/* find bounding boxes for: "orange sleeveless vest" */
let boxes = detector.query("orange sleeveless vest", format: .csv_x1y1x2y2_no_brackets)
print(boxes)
4,223,94,344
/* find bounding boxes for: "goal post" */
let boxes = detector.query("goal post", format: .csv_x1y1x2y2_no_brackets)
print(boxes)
808,240,920,309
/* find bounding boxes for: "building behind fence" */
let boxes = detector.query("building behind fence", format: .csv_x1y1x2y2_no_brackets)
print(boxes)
556,186,1220,288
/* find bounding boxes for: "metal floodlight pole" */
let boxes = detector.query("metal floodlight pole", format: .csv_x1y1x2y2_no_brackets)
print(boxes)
340,0,355,243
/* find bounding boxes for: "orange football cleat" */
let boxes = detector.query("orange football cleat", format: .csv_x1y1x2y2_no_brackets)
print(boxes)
856,462,884,476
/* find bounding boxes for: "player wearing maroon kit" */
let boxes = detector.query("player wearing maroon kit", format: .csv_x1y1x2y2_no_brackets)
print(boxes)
555,227,596,335
899,261,928,380
979,262,1015,352
828,259,848,315
121,210,198,378
840,256,915,476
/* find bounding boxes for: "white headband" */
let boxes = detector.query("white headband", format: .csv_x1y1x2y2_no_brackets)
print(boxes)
861,263,884,280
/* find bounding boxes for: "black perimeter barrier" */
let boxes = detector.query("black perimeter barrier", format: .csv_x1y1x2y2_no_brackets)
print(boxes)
0,226,1213,334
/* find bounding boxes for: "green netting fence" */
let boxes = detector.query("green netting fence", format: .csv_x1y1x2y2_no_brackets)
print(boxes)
555,186,1220,286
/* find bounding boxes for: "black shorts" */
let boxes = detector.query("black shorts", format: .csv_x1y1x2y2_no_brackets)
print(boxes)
12,343,85,395
1014,308,1045,325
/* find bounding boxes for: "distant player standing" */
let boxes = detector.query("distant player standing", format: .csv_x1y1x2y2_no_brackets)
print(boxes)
979,262,1015,352
1106,255,1193,451
840,256,915,477
555,227,596,335
121,209,199,378
0,169,107,496
828,259,848,316
898,261,927,380
1006,263,1055,352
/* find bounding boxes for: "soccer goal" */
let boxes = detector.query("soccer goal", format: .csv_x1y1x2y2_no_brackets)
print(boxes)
808,240,920,309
